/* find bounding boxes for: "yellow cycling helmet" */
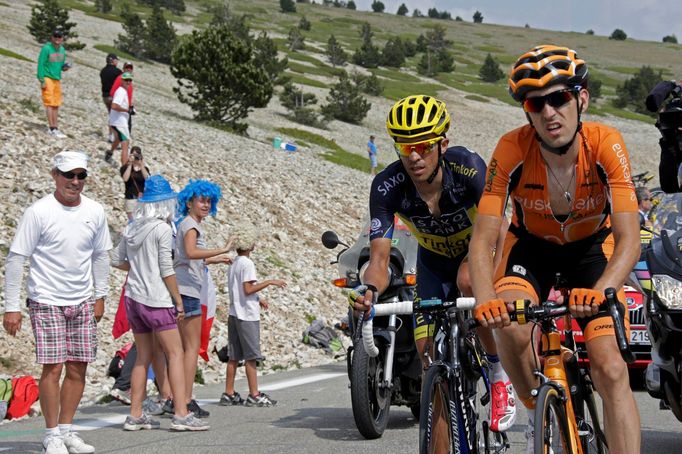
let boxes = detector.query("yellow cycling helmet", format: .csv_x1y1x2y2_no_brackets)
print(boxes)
386,95,450,142
508,45,588,102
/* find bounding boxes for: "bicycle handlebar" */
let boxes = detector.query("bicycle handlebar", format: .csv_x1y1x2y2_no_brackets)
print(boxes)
361,298,476,357
464,288,634,364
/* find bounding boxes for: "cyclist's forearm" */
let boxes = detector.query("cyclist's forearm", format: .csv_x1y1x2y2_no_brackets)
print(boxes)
470,215,502,302
363,261,389,294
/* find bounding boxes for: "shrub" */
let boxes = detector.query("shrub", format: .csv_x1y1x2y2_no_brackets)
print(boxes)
371,0,384,13
352,22,380,68
347,0,356,10
396,3,408,16
610,28,627,40
381,36,405,68
170,25,273,133
479,53,504,82
279,82,317,110
473,10,483,23
287,27,305,51
663,34,678,44
412,9,422,18
402,39,416,57
613,66,662,114
587,78,602,100
353,72,383,96
326,34,348,67
586,29,594,35
280,0,296,13
299,16,311,31
455,16,463,21
94,0,112,13
321,75,371,124
28,0,86,51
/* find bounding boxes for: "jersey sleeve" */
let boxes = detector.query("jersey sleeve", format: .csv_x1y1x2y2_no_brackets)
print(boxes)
93,204,113,252
478,135,518,217
368,173,399,242
595,128,638,213
462,149,487,203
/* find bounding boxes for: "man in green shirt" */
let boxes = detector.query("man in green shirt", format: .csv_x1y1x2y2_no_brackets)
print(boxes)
37,29,70,139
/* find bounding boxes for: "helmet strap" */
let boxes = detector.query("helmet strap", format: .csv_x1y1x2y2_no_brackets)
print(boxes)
526,92,583,156
426,141,443,184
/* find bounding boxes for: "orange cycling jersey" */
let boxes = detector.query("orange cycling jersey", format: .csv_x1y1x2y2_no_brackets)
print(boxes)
479,122,638,244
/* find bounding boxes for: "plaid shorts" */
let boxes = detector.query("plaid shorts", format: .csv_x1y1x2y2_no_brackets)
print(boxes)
28,299,98,364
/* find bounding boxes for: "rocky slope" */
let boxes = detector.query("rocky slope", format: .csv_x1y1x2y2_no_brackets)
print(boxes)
0,1,662,407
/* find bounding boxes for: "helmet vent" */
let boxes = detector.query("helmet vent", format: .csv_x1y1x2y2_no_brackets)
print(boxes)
417,104,425,123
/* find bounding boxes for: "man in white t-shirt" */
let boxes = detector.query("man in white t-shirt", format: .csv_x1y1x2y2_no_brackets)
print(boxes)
2,151,112,454
106,71,133,165
220,233,286,408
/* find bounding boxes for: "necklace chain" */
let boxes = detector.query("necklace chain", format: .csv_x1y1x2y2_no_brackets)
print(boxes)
543,157,575,204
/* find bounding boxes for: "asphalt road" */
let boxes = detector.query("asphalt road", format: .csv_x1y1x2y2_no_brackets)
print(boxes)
0,362,679,453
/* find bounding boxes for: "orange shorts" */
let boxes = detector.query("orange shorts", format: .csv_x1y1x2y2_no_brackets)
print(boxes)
41,78,62,107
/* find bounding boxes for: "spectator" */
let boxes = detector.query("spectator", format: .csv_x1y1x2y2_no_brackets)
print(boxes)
100,53,122,143
121,146,150,221
219,230,286,407
636,186,653,228
37,29,70,139
107,72,133,165
110,62,135,133
3,151,111,454
367,134,378,176
174,180,233,417
111,175,209,432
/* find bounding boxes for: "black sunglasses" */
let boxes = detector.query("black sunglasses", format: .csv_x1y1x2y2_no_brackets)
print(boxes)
57,169,88,180
523,88,577,113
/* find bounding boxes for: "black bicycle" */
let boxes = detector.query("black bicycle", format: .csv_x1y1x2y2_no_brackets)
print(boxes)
362,298,509,453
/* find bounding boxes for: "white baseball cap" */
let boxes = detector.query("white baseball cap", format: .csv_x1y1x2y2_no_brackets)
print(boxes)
53,151,89,172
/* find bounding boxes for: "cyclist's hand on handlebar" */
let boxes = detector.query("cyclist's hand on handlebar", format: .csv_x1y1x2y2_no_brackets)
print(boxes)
348,285,375,313
568,288,603,318
474,298,510,329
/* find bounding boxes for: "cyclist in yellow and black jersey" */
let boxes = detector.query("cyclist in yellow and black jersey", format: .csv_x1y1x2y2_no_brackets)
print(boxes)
351,95,517,434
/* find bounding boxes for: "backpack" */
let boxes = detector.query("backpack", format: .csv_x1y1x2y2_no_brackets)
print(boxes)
6,376,39,420
0,379,12,420
302,319,343,354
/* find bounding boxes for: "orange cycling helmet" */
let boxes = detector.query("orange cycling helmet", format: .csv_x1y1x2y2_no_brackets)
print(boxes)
386,95,450,142
508,45,588,102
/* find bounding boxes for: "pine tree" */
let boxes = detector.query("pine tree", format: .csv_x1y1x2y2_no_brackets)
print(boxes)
116,5,146,57
28,0,86,51
326,35,348,67
280,0,296,13
473,10,483,23
321,74,371,124
371,0,385,13
381,36,405,68
144,5,177,63
253,31,288,83
352,22,380,68
299,16,311,31
479,53,504,83
396,3,408,16
170,25,273,133
287,27,305,51
94,0,112,13
208,2,250,42
347,0,356,10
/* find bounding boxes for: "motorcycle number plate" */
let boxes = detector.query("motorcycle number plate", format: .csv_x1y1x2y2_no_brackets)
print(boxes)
629,328,650,345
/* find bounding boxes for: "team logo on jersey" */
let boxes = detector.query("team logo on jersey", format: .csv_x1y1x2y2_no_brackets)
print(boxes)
401,198,411,210
377,172,406,196
450,163,478,178
485,158,498,192
370,218,382,232
512,265,527,276
409,207,472,235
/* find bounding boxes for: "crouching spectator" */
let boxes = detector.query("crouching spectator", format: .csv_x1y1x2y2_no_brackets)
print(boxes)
111,175,209,432
220,230,286,407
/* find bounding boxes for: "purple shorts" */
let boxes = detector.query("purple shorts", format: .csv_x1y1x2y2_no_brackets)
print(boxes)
28,299,97,364
124,296,177,334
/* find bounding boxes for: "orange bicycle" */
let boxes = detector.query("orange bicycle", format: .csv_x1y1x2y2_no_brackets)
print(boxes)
488,287,633,454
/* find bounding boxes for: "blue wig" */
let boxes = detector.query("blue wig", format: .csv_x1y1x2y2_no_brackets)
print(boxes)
177,179,222,217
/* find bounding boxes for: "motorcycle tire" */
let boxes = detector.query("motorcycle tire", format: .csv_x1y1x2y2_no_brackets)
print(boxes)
350,338,391,439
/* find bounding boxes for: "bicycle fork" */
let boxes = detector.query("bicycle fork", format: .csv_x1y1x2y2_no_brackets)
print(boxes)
380,314,398,388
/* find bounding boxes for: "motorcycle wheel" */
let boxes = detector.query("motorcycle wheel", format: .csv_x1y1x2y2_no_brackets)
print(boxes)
350,338,391,439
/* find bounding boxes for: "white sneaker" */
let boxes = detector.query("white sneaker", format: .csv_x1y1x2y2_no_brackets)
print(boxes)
52,129,67,139
61,432,95,453
42,435,68,454
47,128,55,137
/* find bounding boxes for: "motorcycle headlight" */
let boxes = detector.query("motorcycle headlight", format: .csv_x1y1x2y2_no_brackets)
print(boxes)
358,261,392,285
652,274,682,309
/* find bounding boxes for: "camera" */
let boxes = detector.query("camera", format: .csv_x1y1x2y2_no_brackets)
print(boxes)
133,155,141,161
647,81,682,146
129,106,136,116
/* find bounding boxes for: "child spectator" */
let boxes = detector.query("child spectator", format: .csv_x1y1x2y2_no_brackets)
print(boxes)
111,175,209,432
120,146,150,222
173,180,233,417
219,230,286,407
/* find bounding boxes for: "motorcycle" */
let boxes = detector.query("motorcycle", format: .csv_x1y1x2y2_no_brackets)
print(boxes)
643,192,682,421
321,216,422,439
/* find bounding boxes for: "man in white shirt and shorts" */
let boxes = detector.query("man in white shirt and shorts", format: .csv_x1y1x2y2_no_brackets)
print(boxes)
107,72,133,165
3,151,112,454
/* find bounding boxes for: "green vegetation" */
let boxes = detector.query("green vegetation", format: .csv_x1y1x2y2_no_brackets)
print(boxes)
0,47,32,62
465,94,490,103
19,98,41,113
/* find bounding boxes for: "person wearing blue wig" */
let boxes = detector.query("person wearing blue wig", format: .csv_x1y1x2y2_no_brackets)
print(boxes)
172,179,233,418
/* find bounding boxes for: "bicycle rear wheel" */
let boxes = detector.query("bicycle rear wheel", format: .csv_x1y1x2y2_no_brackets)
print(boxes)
419,365,458,454
534,384,575,454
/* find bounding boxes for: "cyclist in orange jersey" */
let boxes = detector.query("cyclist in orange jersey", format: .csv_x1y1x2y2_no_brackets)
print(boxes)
469,45,641,454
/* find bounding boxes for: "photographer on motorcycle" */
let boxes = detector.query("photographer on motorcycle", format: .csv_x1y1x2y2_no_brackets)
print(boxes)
349,95,517,439
648,80,682,192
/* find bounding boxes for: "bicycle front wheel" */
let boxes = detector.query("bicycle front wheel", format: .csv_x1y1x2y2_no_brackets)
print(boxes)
534,384,575,454
419,364,458,454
